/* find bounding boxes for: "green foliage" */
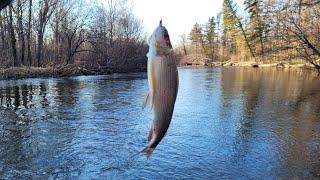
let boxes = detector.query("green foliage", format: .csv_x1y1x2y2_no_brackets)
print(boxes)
222,0,237,36
204,17,216,59
205,17,215,42
189,23,204,54
244,0,267,55
222,0,248,56
189,23,203,46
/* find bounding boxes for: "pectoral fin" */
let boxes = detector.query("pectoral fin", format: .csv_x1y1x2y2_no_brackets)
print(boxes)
141,90,155,109
141,92,149,109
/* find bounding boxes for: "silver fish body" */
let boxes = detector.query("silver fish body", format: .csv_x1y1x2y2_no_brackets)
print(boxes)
142,21,178,157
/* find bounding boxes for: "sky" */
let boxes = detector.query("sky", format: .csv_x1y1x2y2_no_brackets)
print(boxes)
133,0,223,46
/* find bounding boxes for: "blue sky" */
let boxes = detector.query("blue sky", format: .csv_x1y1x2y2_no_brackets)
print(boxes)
133,0,244,46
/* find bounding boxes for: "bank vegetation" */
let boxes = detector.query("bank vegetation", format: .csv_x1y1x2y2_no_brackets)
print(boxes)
176,0,320,74
0,0,147,79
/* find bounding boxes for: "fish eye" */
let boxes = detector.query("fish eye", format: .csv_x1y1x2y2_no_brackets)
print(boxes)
163,31,169,39
164,34,169,39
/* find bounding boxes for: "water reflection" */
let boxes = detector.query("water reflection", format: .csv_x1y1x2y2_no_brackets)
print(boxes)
220,68,320,178
0,68,319,179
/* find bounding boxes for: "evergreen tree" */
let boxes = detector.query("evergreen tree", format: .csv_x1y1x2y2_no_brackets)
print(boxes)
222,0,240,56
223,0,237,36
204,17,216,60
189,23,204,54
244,0,267,56
222,0,256,59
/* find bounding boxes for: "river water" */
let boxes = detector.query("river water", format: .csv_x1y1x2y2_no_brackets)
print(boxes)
0,67,319,179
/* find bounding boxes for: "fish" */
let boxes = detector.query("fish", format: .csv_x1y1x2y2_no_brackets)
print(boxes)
141,20,179,158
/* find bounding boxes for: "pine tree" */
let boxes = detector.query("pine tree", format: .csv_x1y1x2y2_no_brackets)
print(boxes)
223,0,237,36
222,0,255,59
189,23,204,55
222,0,240,56
204,17,216,60
244,0,266,56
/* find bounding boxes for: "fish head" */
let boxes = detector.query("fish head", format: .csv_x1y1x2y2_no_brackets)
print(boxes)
149,20,173,56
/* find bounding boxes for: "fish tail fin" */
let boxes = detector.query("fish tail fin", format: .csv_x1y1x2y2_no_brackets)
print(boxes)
141,92,149,109
142,147,155,159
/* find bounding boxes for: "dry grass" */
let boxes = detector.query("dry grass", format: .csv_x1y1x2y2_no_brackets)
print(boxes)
0,66,53,80
0,65,146,80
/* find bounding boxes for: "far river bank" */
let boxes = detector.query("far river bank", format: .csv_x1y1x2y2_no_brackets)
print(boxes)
180,59,319,73
0,60,318,81
0,65,147,80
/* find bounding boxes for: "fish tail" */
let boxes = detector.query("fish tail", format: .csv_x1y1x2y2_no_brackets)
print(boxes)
141,147,155,159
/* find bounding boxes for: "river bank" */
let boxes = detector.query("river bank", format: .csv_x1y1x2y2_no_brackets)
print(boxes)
209,60,314,69
181,59,316,70
0,65,147,80
0,60,317,81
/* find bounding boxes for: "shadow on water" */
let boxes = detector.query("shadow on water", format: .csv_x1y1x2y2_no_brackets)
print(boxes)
0,69,319,179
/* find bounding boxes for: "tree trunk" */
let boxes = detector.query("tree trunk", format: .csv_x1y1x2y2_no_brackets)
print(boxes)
53,11,60,65
37,32,43,67
8,4,18,66
17,0,25,65
226,0,255,59
65,38,72,65
183,45,187,56
259,32,264,56
36,0,57,67
0,13,4,44
27,0,32,66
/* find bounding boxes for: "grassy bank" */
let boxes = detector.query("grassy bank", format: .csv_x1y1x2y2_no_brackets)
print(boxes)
0,65,147,80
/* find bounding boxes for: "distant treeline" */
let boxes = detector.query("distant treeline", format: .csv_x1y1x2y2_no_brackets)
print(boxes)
176,0,320,72
0,0,147,70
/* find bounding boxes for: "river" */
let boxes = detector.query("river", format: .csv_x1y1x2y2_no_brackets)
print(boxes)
0,67,319,179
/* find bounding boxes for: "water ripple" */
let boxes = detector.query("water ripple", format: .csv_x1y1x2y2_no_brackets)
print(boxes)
0,68,319,179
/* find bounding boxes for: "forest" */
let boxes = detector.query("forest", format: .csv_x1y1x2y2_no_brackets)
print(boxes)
0,0,147,78
0,0,320,78
177,0,320,73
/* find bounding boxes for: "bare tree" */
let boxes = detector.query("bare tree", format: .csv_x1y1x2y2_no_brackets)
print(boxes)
16,0,25,65
26,0,32,66
282,0,320,73
8,3,18,66
0,0,147,72
35,0,57,67
179,34,188,56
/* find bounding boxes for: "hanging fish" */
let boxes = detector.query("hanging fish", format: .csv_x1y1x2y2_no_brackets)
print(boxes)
141,20,179,158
